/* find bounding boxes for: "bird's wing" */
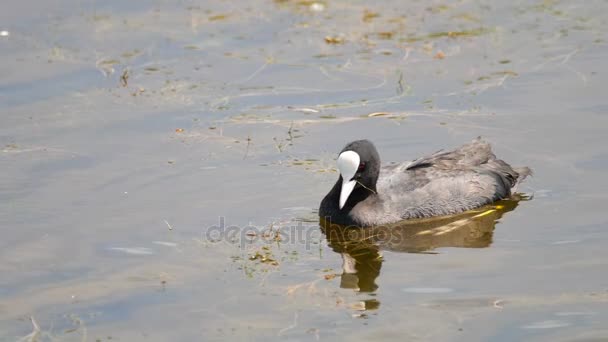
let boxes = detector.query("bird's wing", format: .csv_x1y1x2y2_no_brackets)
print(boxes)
376,138,531,219
378,168,510,219
406,137,493,171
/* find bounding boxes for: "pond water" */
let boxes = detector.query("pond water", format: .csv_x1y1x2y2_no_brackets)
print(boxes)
1,0,607,341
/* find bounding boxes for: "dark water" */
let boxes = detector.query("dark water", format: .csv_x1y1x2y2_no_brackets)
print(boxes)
1,0,608,341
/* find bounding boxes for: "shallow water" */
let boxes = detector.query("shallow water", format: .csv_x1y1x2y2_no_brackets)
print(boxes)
1,0,608,341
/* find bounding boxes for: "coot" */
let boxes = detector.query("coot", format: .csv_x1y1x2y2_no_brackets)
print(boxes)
319,138,531,227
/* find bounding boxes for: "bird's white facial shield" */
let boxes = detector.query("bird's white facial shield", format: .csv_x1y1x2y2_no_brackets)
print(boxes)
337,151,360,209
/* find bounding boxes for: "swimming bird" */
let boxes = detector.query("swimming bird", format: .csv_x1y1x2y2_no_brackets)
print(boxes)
319,138,531,227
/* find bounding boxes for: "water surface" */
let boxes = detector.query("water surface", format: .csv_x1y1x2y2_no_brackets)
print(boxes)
1,0,608,340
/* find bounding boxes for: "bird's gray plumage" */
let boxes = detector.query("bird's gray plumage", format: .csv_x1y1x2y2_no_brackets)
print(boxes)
319,137,531,227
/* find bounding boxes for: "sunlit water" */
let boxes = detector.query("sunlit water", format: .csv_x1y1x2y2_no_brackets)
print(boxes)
1,0,608,341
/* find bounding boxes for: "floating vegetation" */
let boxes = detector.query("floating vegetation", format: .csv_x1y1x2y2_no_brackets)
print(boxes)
324,36,345,44
282,157,337,173
462,69,519,92
249,247,279,266
451,13,481,23
275,0,327,10
493,70,518,77
208,14,230,21
98,59,120,66
289,158,317,166
404,27,493,42
229,223,305,278
427,4,451,13
120,69,129,87
528,0,568,17
312,53,344,58
374,31,395,40
366,112,390,117
121,49,141,58
231,113,271,122
362,10,380,22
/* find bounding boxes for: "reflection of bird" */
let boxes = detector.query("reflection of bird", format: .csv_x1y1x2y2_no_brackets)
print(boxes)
320,196,524,292
319,138,531,227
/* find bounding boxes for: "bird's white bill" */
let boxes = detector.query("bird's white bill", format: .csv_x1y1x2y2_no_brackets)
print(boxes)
337,150,360,209
339,179,356,209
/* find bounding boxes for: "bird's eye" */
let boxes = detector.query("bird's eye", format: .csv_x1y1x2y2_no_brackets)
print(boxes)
358,162,366,171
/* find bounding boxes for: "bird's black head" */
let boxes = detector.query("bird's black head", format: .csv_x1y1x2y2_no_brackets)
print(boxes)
336,140,381,210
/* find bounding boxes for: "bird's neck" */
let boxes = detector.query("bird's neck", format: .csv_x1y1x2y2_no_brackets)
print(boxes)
335,178,376,210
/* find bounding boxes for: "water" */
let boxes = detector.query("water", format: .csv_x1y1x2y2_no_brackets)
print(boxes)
1,0,607,340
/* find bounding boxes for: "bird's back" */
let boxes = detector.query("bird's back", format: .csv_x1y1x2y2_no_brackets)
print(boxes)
368,138,531,222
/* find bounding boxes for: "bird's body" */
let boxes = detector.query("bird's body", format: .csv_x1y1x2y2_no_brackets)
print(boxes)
319,138,531,227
